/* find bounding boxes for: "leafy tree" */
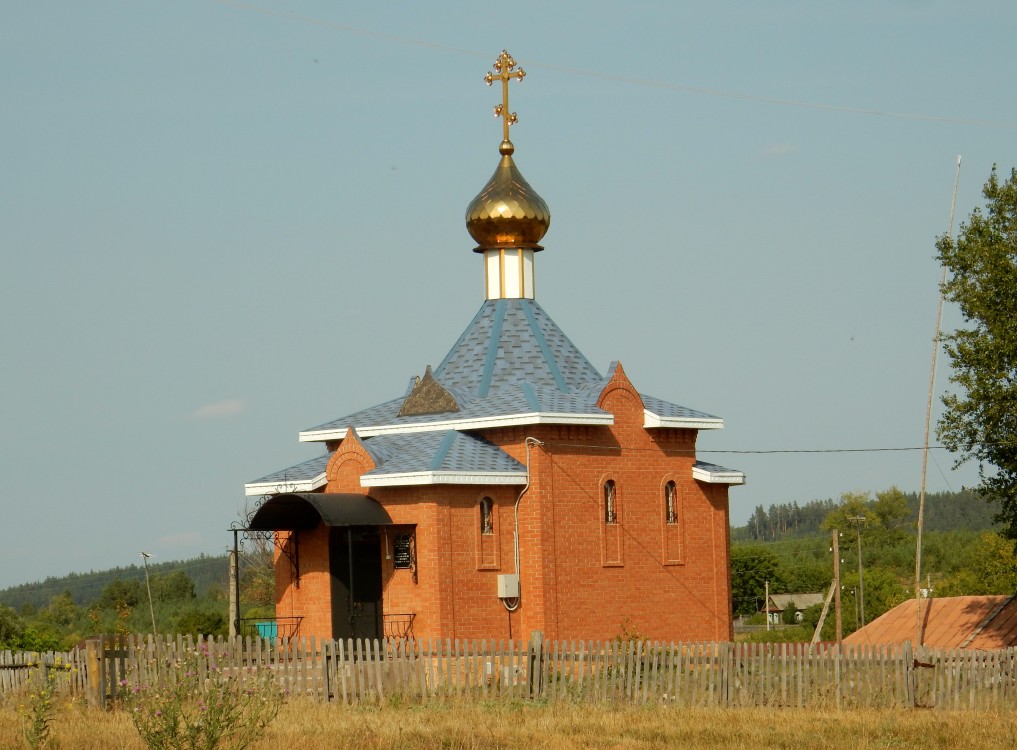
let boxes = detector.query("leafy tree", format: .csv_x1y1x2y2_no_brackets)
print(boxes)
937,165,1017,541
173,606,227,638
822,488,910,548
782,599,798,625
936,532,1017,595
0,604,24,648
36,591,79,629
800,603,824,633
240,535,276,609
95,578,143,611
730,546,783,616
150,571,196,603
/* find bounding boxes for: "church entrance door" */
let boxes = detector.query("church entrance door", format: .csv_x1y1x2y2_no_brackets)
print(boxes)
329,527,383,641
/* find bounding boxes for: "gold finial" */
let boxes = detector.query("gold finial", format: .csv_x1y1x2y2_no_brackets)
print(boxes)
484,50,526,154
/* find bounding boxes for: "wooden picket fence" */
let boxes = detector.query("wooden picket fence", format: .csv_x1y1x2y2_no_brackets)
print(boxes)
4,635,1017,710
0,649,87,696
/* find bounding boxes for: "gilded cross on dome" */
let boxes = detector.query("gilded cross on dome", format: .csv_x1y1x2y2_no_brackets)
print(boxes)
484,50,526,154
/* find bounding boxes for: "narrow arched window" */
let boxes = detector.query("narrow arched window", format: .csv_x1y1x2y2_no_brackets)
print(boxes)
479,497,494,535
665,481,678,525
604,480,618,525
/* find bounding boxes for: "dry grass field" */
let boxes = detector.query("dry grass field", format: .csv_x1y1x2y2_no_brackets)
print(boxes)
2,697,1016,749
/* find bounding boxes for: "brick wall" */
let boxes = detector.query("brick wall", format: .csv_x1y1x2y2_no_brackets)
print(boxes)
272,366,735,643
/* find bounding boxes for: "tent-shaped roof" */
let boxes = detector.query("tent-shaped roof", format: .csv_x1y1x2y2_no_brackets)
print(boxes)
296,298,722,444
247,299,736,494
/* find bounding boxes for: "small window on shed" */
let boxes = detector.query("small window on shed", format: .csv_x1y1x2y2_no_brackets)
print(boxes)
665,481,678,525
479,497,494,535
604,480,618,525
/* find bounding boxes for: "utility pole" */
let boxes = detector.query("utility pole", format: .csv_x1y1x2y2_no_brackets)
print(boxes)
848,515,866,627
765,579,770,631
229,548,239,638
230,529,241,639
832,530,842,646
139,552,157,634
916,154,962,648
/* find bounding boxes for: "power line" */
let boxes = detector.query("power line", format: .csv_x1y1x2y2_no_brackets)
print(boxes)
701,444,979,455
550,440,985,456
209,0,1017,130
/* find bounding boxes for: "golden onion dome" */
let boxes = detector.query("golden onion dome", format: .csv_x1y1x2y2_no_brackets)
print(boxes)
466,139,551,252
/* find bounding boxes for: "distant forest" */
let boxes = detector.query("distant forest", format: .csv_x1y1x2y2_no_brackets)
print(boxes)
731,488,998,542
0,553,229,613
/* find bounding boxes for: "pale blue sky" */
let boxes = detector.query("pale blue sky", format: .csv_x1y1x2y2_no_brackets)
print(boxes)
3,1,1015,589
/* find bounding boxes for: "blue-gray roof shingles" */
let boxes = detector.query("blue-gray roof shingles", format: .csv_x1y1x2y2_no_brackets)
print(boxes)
434,299,603,396
640,394,720,421
247,452,329,486
362,430,526,478
300,299,720,438
249,299,732,488
301,299,611,436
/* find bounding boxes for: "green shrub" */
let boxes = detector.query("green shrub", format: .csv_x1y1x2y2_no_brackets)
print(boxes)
123,643,283,750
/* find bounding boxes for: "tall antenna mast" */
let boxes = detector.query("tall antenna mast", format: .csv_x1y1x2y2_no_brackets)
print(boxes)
914,154,962,647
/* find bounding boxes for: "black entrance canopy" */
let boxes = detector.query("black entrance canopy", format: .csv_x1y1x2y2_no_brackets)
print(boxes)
246,493,394,530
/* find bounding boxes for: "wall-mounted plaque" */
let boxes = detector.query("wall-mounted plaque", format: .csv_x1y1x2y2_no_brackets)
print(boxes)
393,533,414,570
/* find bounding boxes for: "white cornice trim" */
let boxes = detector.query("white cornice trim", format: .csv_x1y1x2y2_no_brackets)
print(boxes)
362,471,528,487
243,473,328,497
299,411,614,443
644,410,724,430
692,466,746,485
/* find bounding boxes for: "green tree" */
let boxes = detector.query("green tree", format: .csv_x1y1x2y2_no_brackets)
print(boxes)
782,599,798,625
172,605,227,637
95,578,143,610
150,571,196,603
0,604,24,648
730,546,783,616
822,488,910,548
936,532,1017,595
937,165,1017,540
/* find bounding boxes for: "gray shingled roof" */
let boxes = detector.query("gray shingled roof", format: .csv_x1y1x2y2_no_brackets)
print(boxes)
435,299,603,396
300,299,617,438
248,298,732,491
299,299,720,440
246,452,330,492
641,394,720,422
362,430,526,480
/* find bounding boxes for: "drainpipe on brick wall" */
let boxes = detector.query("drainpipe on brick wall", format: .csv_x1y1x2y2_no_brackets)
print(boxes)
504,437,543,613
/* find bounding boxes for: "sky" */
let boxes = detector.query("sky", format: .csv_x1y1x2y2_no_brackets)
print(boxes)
3,0,1016,590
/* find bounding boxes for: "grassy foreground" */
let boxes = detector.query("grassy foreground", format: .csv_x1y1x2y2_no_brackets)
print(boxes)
2,698,1017,749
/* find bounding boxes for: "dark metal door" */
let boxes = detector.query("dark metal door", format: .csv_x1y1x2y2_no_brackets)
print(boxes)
329,527,383,641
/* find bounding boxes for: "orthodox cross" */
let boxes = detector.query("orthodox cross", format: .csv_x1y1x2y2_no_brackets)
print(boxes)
484,50,526,145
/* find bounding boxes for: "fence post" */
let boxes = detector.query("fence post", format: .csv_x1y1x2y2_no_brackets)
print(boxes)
528,631,544,700
85,637,103,709
903,641,914,708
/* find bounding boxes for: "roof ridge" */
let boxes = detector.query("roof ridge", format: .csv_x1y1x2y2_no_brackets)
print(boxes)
959,594,1016,649
520,299,567,392
478,300,507,397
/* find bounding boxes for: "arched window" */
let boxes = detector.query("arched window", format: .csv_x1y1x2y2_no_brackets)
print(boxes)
604,480,618,525
479,497,494,535
665,481,678,525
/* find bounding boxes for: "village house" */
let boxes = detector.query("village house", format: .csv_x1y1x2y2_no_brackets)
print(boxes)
241,51,744,644
763,593,826,626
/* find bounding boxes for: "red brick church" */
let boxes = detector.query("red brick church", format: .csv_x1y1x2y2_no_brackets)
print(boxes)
242,52,743,643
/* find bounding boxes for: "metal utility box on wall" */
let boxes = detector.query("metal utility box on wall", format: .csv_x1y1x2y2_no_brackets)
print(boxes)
497,574,519,599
